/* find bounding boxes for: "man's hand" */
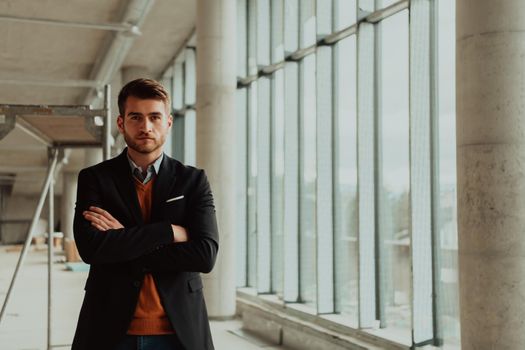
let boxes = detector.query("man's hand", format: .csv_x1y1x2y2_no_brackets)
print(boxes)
83,206,124,231
171,225,188,243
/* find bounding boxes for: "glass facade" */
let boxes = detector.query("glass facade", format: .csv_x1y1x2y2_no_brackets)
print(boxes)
163,0,458,348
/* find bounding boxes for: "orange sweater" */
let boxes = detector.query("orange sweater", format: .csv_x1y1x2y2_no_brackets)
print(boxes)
127,177,174,335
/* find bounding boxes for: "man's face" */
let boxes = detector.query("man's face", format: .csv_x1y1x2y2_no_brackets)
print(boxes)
117,96,173,155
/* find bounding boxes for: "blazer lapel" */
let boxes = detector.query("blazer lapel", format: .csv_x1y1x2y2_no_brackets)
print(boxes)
151,154,177,222
112,149,144,225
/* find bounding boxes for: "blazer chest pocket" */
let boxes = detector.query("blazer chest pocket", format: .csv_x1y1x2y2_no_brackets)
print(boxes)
164,195,186,224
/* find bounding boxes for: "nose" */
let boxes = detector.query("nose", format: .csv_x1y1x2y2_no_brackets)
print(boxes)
140,117,153,133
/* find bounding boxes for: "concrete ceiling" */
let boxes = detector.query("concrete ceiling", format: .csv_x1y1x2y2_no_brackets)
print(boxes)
0,0,195,196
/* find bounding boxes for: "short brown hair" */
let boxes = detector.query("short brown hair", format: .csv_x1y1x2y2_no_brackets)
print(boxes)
117,78,170,115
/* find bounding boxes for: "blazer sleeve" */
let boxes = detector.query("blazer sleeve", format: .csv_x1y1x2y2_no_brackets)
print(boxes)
135,170,219,273
73,168,174,265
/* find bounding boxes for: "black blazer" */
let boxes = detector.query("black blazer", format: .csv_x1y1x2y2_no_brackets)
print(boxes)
71,149,219,350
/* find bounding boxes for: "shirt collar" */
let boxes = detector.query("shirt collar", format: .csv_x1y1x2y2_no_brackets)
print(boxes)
126,151,164,179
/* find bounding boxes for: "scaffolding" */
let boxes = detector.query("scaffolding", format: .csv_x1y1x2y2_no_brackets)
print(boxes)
0,85,112,350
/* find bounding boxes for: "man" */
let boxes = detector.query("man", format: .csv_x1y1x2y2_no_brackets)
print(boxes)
72,78,218,350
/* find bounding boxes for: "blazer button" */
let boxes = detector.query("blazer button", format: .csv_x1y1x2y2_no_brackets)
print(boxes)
133,281,141,288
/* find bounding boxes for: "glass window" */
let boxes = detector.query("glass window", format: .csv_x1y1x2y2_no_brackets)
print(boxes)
184,49,196,106
248,0,258,76
256,76,272,293
382,0,400,9
299,53,317,308
257,0,271,66
334,0,356,31
316,0,332,37
236,88,249,287
334,35,358,325
284,0,299,54
173,61,184,110
247,82,258,288
238,0,248,78
271,69,285,295
271,0,284,63
300,0,316,48
183,110,196,166
283,61,300,302
378,10,410,339
315,45,335,314
171,115,185,161
438,0,460,348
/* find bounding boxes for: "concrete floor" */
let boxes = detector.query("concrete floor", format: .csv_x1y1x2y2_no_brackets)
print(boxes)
0,245,288,350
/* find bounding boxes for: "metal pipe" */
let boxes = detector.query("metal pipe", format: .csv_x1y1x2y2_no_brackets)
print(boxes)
0,149,59,325
0,78,101,88
47,163,55,350
0,14,139,33
83,0,156,105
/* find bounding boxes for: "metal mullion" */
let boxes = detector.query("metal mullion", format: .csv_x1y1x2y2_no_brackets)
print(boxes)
47,160,55,350
316,46,335,314
283,62,300,302
409,0,434,345
332,40,343,314
373,0,387,328
429,0,443,345
356,0,378,329
269,72,275,294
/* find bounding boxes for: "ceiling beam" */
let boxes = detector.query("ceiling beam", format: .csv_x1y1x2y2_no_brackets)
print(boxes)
0,14,141,35
83,0,155,105
0,78,101,88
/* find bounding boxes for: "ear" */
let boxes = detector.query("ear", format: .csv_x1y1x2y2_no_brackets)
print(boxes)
167,114,173,129
117,115,125,134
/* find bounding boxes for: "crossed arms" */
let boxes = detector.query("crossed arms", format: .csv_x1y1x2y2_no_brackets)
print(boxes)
83,206,188,243
73,168,219,273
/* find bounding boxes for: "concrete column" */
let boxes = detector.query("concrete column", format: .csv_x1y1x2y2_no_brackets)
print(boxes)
84,149,102,167
60,171,77,242
61,171,81,262
196,0,237,317
457,1,525,348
